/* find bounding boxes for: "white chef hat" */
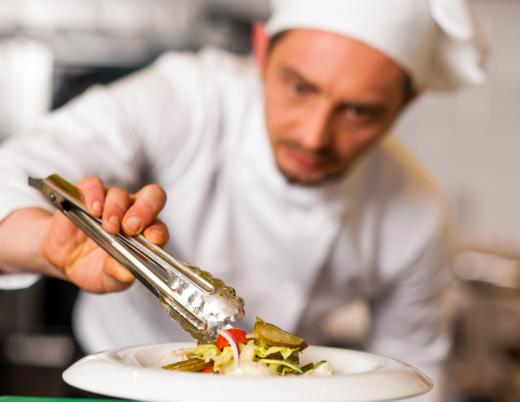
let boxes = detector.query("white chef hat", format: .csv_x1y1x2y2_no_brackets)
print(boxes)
266,0,487,90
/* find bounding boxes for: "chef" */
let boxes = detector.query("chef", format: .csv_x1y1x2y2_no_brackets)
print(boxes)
0,0,485,400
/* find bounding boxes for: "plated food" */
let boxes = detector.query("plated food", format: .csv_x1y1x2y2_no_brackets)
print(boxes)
63,342,433,401
162,317,333,376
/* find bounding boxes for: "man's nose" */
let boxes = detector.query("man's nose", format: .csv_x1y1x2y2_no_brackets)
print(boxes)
299,101,332,150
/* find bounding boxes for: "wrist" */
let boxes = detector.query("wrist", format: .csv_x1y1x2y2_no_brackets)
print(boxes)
0,207,65,279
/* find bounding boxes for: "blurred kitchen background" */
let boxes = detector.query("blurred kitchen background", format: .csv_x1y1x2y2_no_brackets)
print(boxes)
0,0,518,400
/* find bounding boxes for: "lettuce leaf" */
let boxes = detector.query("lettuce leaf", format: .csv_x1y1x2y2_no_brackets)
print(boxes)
254,345,299,360
176,344,221,363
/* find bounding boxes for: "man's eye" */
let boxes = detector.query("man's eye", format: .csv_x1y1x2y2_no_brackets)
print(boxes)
349,107,366,117
343,106,369,120
290,81,313,95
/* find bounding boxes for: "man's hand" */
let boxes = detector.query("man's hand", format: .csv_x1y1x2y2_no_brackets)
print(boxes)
41,176,169,293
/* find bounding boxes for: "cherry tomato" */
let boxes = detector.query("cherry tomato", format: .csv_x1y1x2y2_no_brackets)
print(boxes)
216,328,248,350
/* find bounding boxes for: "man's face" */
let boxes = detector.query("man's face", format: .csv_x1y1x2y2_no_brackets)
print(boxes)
260,29,410,185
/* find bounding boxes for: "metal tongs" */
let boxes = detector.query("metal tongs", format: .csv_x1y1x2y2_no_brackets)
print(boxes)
28,174,245,343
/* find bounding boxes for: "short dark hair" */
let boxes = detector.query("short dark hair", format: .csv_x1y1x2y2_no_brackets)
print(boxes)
267,31,289,54
267,30,414,102
402,73,414,103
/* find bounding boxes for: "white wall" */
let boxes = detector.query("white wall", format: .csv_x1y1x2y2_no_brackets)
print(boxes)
395,0,520,252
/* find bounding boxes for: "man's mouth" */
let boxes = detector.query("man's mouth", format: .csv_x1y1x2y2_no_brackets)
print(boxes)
284,147,330,171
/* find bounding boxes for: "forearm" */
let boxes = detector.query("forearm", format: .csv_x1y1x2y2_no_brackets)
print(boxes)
0,207,64,279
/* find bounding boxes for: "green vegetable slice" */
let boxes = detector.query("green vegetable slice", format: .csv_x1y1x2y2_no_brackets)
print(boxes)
162,357,212,372
300,362,315,373
301,360,328,373
253,317,307,350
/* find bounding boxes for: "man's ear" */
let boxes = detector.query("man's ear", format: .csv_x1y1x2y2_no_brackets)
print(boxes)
253,22,270,69
406,89,422,106
410,89,422,102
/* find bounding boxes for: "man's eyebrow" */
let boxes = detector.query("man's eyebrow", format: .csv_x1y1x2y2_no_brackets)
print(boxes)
281,66,320,91
337,100,387,114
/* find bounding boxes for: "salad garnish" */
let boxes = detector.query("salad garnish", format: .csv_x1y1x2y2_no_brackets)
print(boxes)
162,317,332,376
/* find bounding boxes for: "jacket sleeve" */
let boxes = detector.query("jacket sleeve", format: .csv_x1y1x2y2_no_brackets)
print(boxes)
0,51,208,287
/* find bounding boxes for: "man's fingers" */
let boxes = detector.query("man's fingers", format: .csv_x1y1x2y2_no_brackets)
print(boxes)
102,188,131,233
77,176,106,217
143,219,169,246
101,272,133,293
103,257,135,291
122,184,167,235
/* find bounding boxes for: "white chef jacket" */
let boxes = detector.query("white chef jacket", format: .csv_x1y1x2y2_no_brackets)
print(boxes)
0,48,451,400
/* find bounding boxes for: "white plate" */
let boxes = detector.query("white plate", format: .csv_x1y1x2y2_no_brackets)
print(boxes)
63,342,432,402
